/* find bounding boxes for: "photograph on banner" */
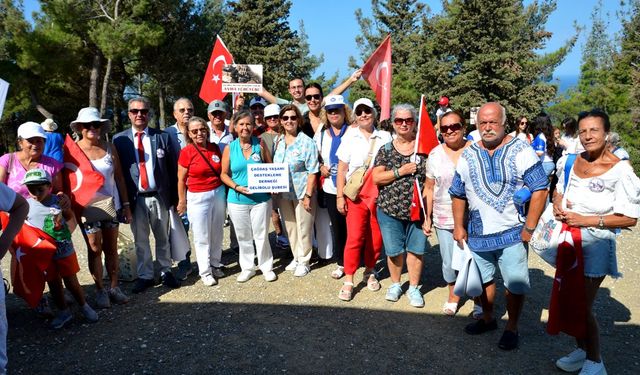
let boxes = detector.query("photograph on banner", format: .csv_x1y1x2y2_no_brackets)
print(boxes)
222,64,263,93
247,163,289,193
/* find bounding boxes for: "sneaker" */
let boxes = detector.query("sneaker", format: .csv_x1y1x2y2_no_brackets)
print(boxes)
50,309,73,329
237,270,256,283
161,272,181,289
556,348,587,372
35,297,54,318
132,278,155,294
276,235,290,248
201,274,217,286
293,264,310,277
211,267,226,279
81,303,98,323
176,261,193,281
406,286,424,308
285,260,298,271
95,289,111,309
263,271,277,282
464,319,498,335
108,287,129,305
385,283,403,302
579,359,607,375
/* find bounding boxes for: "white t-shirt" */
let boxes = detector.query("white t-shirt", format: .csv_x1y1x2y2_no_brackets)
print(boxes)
313,124,338,195
336,127,392,180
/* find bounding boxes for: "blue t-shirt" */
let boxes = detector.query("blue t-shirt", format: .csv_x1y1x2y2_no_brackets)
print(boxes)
531,133,552,163
43,132,64,163
227,137,270,205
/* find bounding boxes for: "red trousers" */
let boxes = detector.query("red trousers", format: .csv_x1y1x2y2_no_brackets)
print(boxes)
343,198,383,275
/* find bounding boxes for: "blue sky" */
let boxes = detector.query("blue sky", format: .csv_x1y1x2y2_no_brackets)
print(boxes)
21,0,624,82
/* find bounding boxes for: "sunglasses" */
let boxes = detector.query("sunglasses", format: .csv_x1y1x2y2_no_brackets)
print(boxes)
520,121,528,125
82,122,103,130
189,128,208,135
281,115,298,122
250,105,264,110
440,123,463,134
211,111,225,117
394,117,415,126
177,108,194,114
355,107,372,116
129,108,149,115
265,115,279,121
305,94,321,101
327,108,342,115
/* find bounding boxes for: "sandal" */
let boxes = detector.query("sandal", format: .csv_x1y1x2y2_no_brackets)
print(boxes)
331,266,344,279
443,302,458,316
364,272,381,292
338,282,354,301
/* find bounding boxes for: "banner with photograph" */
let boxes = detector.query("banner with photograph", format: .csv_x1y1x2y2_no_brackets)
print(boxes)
222,64,263,93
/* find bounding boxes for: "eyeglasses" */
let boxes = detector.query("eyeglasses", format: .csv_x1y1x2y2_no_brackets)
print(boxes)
305,94,321,101
177,108,194,114
393,117,415,126
440,123,463,134
265,115,279,121
189,128,208,135
81,122,103,130
281,115,298,122
129,108,149,115
355,107,372,116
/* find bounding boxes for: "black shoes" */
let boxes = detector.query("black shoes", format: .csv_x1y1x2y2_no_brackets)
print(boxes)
464,319,498,335
161,272,181,289
498,330,519,351
132,278,155,294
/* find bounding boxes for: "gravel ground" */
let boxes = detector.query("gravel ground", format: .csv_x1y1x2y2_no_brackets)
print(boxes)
3,223,639,374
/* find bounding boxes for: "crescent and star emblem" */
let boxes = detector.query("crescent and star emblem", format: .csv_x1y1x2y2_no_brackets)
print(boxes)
64,162,83,193
375,61,389,92
212,55,228,83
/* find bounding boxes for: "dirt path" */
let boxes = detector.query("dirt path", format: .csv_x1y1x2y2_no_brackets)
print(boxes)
3,224,639,374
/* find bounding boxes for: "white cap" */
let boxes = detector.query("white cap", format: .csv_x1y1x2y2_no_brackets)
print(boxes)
17,122,46,139
41,118,58,132
324,94,346,110
264,104,281,118
353,98,374,110
249,97,267,108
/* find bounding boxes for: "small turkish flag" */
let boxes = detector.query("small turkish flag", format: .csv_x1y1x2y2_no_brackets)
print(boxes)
0,213,57,308
410,178,424,222
199,35,234,103
361,34,392,121
415,95,440,156
62,135,105,211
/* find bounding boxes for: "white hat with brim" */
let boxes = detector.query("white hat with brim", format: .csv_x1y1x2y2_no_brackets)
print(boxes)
22,168,51,185
264,104,281,118
70,107,111,133
324,94,346,110
17,122,46,140
41,118,58,132
353,98,374,110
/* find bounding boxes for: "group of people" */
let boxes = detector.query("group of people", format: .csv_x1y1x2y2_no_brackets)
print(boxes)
0,74,638,375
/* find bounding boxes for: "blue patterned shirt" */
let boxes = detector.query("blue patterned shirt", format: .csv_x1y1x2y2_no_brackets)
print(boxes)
449,138,548,251
272,133,319,200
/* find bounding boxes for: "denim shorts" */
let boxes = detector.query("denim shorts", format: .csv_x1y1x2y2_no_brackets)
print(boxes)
435,228,457,284
542,161,555,177
83,218,119,234
376,208,428,257
472,242,531,295
581,227,620,278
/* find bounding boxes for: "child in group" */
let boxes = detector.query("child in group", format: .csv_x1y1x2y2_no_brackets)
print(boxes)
22,168,98,329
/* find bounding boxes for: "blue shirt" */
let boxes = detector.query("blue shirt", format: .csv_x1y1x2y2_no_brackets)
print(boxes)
272,133,319,200
227,137,270,205
43,132,64,163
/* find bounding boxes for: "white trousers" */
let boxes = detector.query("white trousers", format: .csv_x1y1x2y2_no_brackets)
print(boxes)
131,195,172,279
278,197,316,266
187,186,226,277
228,201,273,272
315,206,333,259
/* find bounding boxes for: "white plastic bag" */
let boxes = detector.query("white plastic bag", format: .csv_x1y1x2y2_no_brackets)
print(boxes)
453,240,483,298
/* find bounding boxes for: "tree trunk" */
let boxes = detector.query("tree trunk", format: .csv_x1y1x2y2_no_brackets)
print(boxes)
89,52,101,108
100,58,113,116
29,90,54,119
158,85,165,129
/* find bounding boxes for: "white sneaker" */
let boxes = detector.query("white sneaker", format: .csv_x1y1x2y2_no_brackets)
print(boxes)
285,260,298,271
556,348,587,372
263,271,277,282
201,274,217,286
579,359,607,375
236,270,256,283
293,264,310,277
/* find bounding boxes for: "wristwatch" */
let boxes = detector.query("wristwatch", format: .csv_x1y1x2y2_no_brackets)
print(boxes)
598,215,605,229
524,225,536,234
304,193,312,199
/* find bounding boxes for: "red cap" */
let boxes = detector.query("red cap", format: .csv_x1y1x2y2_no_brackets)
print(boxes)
438,96,449,106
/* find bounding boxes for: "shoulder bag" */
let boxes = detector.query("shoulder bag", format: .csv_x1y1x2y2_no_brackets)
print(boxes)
343,137,377,201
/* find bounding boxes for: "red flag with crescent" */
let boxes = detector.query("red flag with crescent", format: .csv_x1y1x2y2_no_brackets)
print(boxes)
0,213,57,308
199,35,234,103
62,135,104,212
362,34,392,121
415,95,440,156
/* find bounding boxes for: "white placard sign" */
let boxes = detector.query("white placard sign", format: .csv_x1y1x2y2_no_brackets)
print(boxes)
247,163,289,193
0,78,9,120
222,64,263,93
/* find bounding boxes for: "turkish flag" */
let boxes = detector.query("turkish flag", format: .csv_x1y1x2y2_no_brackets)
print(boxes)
546,224,587,339
62,135,104,212
410,178,424,222
0,213,57,308
361,34,392,121
199,35,234,103
415,95,440,156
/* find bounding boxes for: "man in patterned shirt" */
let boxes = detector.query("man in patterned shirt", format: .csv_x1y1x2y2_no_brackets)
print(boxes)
449,102,548,351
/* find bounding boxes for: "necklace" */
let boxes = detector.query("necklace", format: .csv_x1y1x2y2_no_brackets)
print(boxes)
240,142,252,150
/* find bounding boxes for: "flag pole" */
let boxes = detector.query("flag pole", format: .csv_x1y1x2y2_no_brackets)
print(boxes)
414,94,424,157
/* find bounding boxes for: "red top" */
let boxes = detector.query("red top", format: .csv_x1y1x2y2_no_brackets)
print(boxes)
178,143,223,193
